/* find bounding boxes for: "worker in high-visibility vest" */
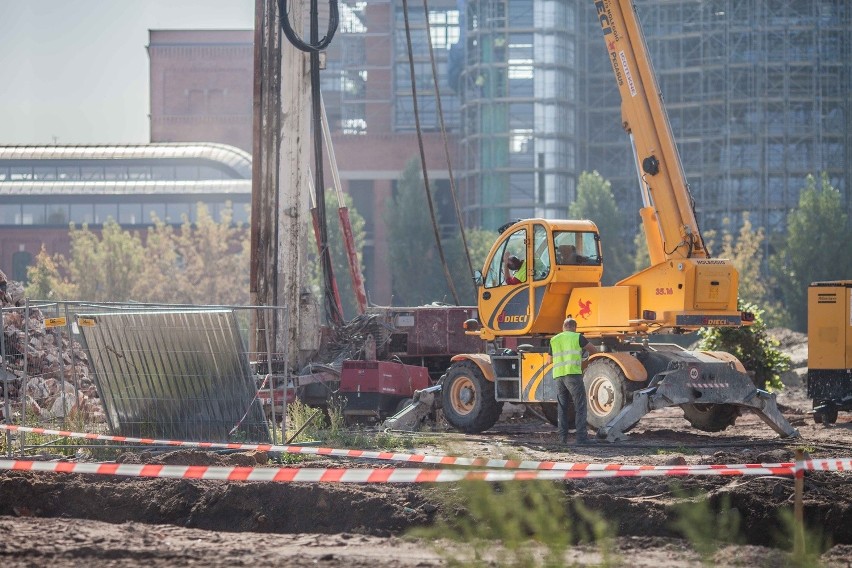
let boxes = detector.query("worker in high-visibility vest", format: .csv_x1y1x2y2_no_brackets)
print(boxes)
550,317,598,445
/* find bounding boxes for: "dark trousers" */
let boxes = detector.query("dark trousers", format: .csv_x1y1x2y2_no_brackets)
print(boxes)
556,373,588,442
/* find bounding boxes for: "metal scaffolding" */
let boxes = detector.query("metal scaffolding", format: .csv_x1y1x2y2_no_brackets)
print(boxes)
582,0,852,241
319,0,850,243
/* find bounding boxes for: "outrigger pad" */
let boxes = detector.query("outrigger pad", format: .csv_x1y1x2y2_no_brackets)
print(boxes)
598,361,800,442
383,384,441,431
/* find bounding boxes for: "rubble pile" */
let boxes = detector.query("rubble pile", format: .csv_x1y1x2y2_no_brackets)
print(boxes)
0,281,105,424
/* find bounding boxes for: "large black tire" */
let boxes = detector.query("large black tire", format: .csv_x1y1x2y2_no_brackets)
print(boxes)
583,359,637,430
540,402,575,429
441,361,503,433
681,403,739,432
813,401,838,425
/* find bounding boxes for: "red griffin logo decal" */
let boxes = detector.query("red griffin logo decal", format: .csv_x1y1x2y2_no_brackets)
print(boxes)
578,298,592,320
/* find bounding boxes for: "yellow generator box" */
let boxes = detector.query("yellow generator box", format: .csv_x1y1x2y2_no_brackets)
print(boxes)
808,281,852,371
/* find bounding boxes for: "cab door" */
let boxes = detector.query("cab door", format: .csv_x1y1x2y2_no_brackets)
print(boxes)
527,223,555,331
478,225,534,336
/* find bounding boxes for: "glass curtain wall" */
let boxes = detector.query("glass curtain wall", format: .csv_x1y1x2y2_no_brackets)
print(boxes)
459,0,578,230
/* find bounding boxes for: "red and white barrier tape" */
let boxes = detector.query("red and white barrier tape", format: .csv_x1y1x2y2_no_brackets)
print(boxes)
6,459,844,482
804,458,852,472
0,424,802,472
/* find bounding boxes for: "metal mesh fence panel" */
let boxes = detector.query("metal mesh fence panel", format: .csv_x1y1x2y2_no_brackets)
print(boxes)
2,301,288,456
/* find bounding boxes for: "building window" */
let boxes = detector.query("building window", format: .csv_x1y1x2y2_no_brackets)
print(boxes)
166,203,191,223
70,204,94,224
429,10,460,49
47,205,68,225
231,201,250,224
394,3,461,132
95,203,118,224
12,251,33,283
145,203,167,223
22,204,45,225
33,166,58,181
0,204,20,225
119,203,143,225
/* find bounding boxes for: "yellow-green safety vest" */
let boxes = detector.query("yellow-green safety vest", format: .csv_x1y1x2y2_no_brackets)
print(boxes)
516,260,527,282
550,331,582,377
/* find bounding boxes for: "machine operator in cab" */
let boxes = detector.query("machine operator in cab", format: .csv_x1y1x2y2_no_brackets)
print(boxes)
504,255,526,285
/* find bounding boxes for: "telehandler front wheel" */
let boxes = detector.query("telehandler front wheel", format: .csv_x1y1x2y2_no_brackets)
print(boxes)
441,361,503,434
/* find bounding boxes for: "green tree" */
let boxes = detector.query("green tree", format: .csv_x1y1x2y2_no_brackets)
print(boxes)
131,218,184,303
385,158,455,305
308,190,367,319
716,214,787,327
570,171,633,285
24,245,77,300
170,203,250,305
770,173,852,332
698,300,790,391
64,219,145,301
37,205,250,304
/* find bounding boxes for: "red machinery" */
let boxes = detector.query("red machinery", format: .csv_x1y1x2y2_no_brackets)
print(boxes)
339,360,430,423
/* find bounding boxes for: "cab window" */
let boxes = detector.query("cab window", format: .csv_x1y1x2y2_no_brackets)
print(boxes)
533,224,551,281
554,231,601,265
484,228,526,288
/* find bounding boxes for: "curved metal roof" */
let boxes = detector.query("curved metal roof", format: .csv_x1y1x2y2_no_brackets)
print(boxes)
0,143,252,179
0,179,251,197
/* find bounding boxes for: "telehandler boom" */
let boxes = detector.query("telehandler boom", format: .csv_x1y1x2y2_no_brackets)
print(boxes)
433,0,798,441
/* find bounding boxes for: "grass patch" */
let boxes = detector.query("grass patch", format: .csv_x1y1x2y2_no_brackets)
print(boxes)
775,508,832,568
283,397,424,452
1,412,121,460
670,486,744,564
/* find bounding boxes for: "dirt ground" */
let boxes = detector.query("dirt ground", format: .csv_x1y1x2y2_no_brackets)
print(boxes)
2,331,852,567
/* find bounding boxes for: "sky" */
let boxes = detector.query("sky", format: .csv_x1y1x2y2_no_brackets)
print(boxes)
0,0,254,145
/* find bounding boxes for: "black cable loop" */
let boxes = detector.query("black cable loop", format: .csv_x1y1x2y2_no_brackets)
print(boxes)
278,0,339,52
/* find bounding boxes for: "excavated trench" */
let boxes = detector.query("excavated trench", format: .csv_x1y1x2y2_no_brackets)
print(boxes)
2,450,851,549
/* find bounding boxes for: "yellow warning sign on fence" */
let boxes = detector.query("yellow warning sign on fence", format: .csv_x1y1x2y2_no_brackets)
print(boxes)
77,317,96,327
44,317,67,328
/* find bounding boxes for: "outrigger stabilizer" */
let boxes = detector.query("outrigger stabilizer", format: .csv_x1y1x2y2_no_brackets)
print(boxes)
598,352,799,442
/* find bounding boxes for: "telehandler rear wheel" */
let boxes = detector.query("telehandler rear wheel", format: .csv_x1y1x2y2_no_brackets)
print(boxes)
681,403,739,432
584,359,633,430
441,361,503,433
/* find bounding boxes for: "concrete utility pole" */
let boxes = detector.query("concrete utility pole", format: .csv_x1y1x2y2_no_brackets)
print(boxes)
251,0,320,372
